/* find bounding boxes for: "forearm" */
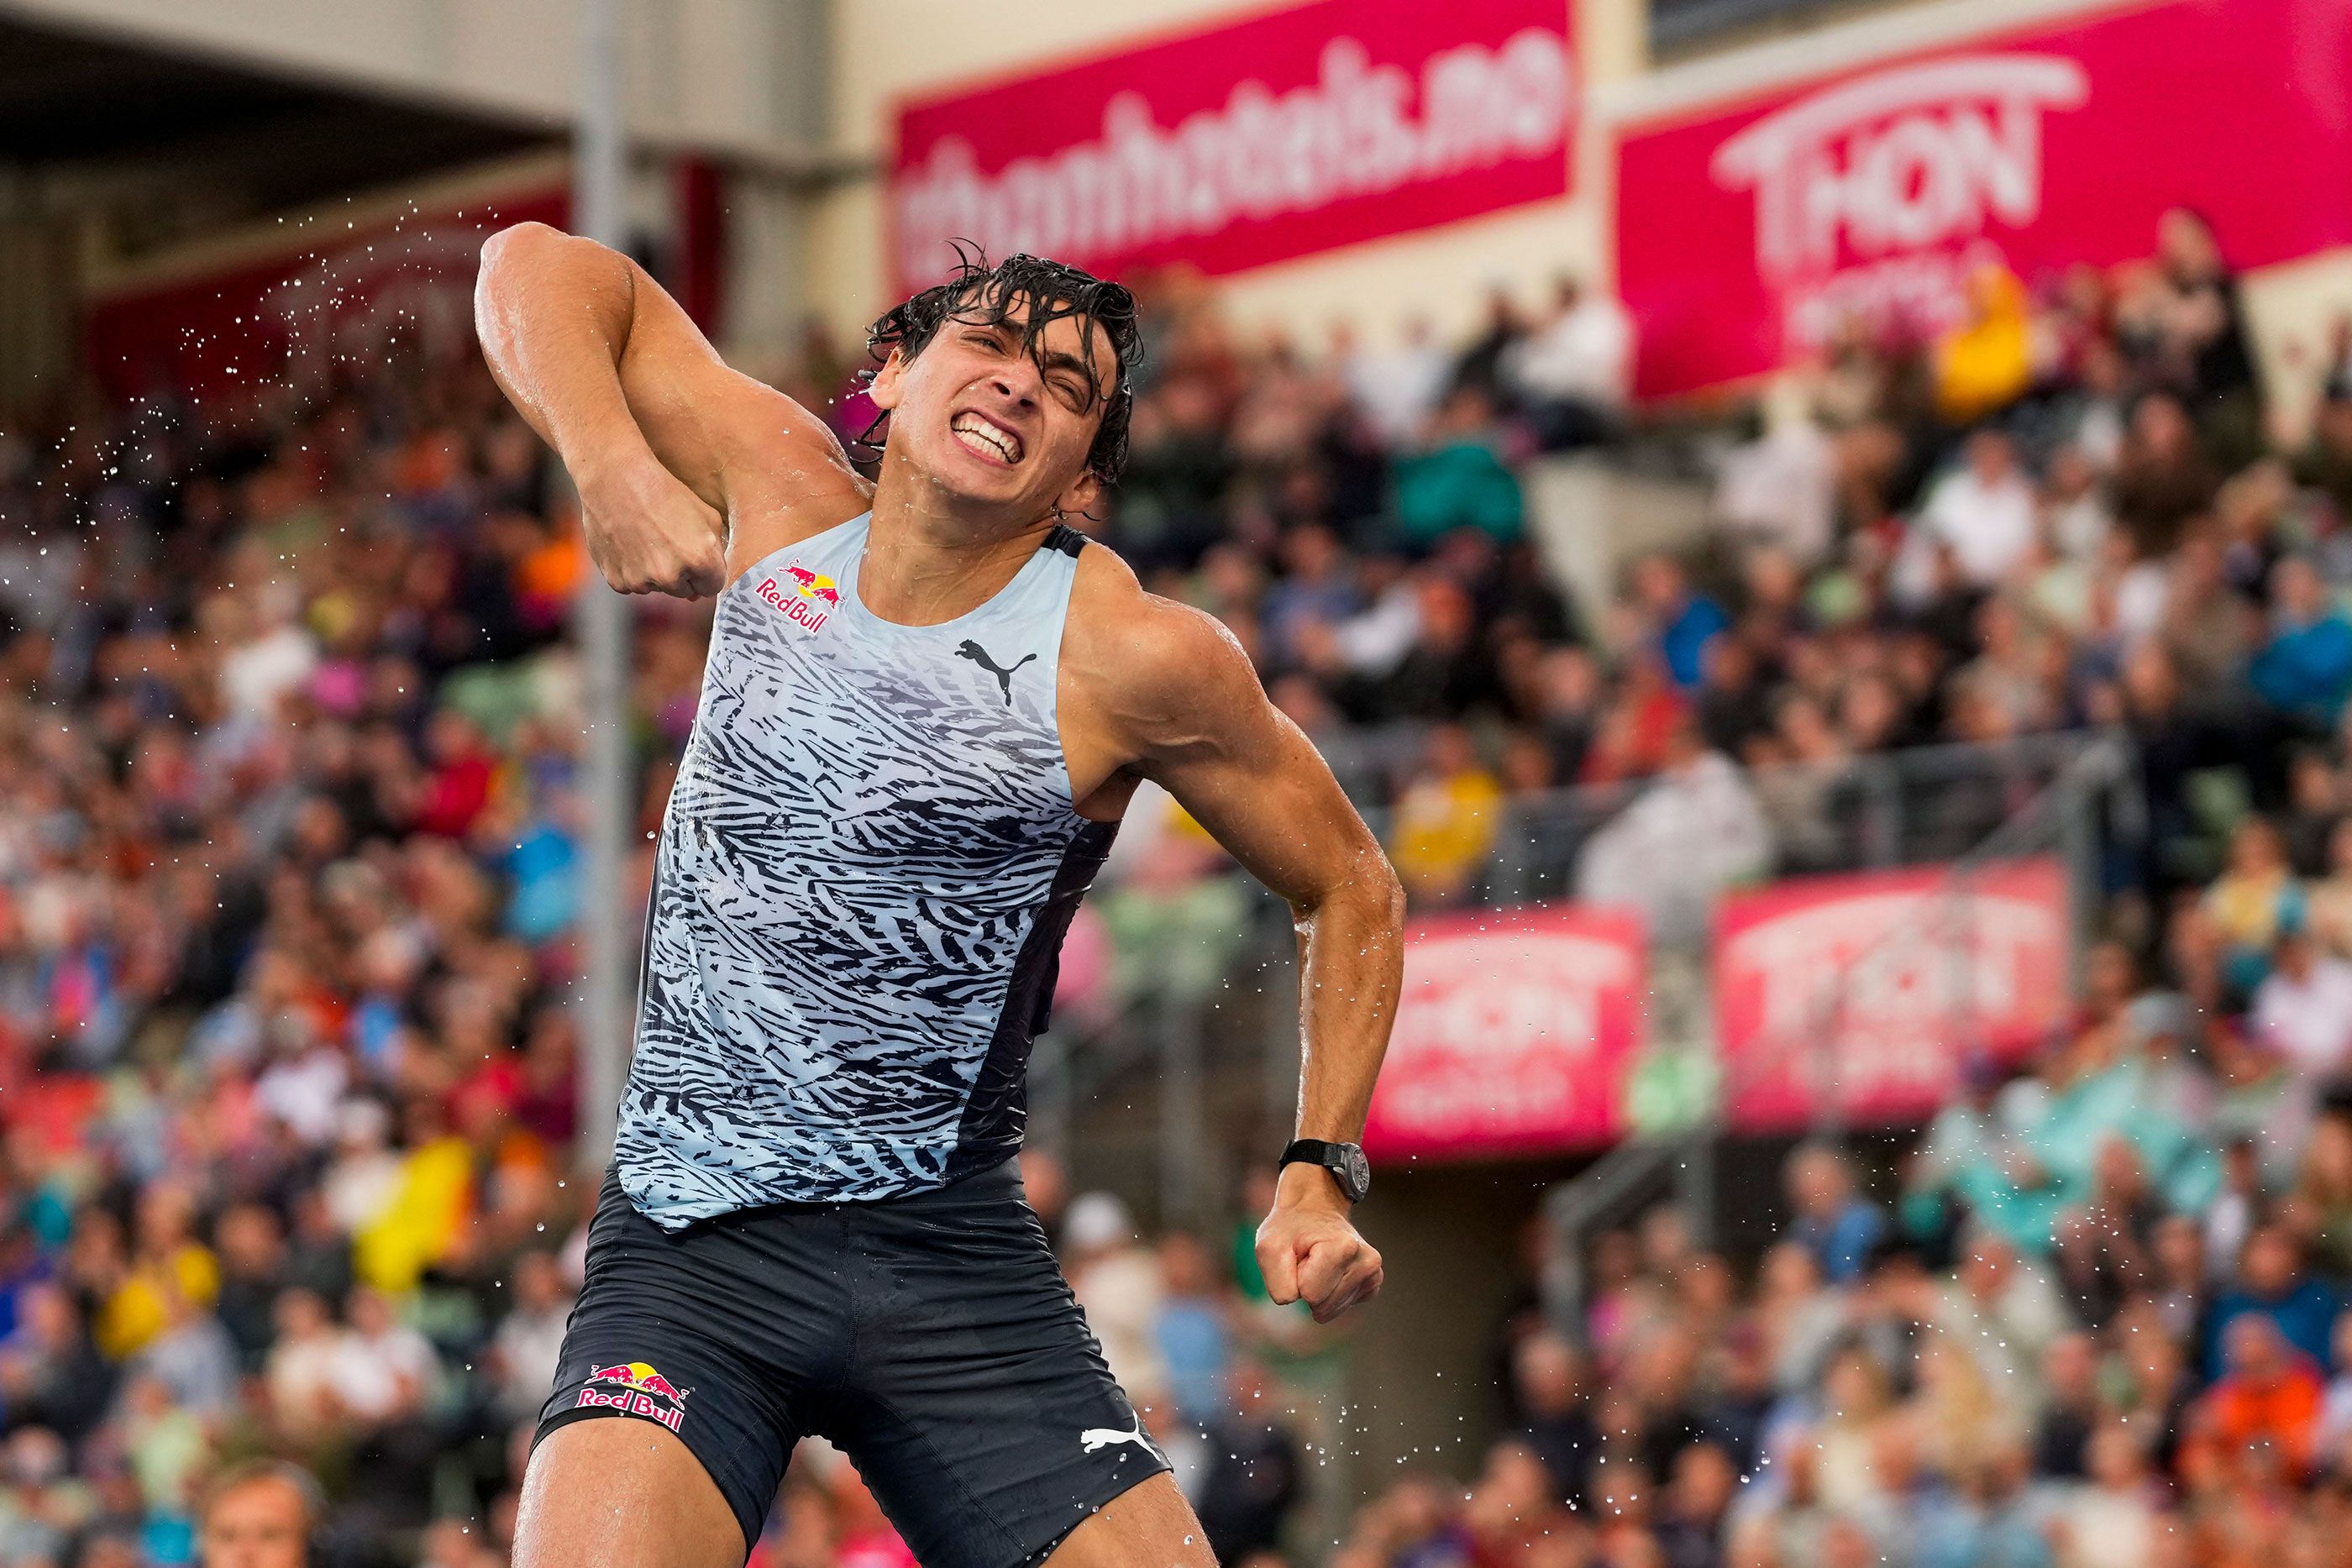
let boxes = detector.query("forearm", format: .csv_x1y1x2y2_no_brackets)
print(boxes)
474,223,654,484
1286,861,1406,1147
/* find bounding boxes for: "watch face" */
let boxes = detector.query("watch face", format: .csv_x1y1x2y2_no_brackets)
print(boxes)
1341,1145,1371,1201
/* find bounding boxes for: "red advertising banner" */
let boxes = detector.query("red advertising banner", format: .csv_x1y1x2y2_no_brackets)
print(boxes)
1363,903,1644,1164
1616,0,2352,397
87,187,567,401
1713,858,2071,1132
890,0,1578,296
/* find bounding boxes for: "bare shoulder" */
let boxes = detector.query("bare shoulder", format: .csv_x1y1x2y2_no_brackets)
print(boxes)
1065,543,1263,753
705,377,870,506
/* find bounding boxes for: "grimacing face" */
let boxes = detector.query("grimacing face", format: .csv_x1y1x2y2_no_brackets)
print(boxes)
865,295,1117,523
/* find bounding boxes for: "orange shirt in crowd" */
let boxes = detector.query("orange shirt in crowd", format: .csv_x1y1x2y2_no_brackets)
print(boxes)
2193,1359,2326,1476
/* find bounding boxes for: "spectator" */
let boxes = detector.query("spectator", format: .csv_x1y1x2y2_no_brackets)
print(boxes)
2112,391,2222,559
2250,925,2352,1079
1909,427,2040,595
1912,1446,2053,1568
1063,1193,1167,1409
1511,1332,1599,1511
2204,818,2307,996
1392,386,1524,548
212,1204,289,1375
1935,263,2034,424
1342,317,1453,447
2033,1332,2103,1480
1386,724,1504,905
2291,1116,2352,1279
1577,716,1770,946
2050,1424,2164,1568
2193,1314,2325,1478
198,1459,321,1568
486,1250,572,1428
2250,556,2352,724
1627,555,1730,693
0,1281,117,1448
1503,275,1635,451
263,1288,344,1444
1653,1440,1736,1568
2137,207,2263,459
1152,1233,1231,1428
1782,1145,1886,1287
1195,1361,1302,1563
1938,1227,2073,1405
2208,1226,2340,1380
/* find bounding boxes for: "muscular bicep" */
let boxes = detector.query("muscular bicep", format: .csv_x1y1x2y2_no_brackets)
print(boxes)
611,257,864,533
1130,611,1391,911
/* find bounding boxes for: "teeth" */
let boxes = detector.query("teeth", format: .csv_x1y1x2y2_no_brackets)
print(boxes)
951,413,1021,464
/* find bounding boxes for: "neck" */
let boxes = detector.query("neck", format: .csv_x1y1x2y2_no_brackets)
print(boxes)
862,452,1055,626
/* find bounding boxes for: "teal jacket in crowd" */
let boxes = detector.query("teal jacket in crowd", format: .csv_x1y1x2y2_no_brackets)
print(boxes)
1394,438,1525,547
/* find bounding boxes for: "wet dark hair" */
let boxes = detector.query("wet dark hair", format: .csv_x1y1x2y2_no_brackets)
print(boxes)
860,242,1142,487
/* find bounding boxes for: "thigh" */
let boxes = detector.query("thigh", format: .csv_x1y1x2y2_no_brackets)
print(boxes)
830,1162,1173,1568
515,1416,745,1568
528,1167,817,1556
1041,1474,1215,1568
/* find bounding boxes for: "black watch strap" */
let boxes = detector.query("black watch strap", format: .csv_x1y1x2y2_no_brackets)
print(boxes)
1279,1138,1370,1204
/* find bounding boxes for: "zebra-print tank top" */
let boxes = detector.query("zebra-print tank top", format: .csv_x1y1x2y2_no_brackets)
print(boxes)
614,509,1116,1225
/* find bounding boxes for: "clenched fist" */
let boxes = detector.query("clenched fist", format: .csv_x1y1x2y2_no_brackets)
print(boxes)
578,451,728,598
1256,1163,1383,1324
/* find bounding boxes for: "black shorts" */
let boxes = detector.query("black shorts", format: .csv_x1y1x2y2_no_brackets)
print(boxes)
531,1158,1168,1565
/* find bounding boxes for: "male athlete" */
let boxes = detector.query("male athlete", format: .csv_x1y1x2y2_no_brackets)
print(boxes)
475,223,1404,1568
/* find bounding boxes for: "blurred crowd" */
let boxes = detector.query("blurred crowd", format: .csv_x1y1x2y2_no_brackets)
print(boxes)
995,207,2352,926
1314,916,2352,1568
0,186,2346,1568
1146,206,2352,1567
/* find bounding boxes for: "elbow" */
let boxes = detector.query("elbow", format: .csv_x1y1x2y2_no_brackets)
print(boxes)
476,224,530,320
1289,847,1407,934
1337,852,1407,931
481,219,558,264
478,221,558,289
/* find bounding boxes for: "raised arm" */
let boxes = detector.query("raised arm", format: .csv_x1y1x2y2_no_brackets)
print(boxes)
473,221,866,596
1101,590,1406,1323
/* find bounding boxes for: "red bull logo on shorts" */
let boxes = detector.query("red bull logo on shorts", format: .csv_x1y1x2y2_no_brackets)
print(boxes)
576,1360,693,1432
756,563,840,634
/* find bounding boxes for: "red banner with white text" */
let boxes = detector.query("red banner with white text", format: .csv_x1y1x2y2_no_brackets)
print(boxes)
1616,0,2352,397
890,0,1577,296
1363,903,1644,1164
1713,858,2071,1132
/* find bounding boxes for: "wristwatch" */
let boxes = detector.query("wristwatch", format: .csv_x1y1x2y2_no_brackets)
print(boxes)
1279,1139,1371,1204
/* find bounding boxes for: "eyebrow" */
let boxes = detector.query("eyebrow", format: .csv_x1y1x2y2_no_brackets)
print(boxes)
960,307,1110,398
1039,349,1096,385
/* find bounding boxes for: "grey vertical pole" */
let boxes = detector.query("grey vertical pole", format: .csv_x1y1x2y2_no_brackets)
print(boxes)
574,0,632,1170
